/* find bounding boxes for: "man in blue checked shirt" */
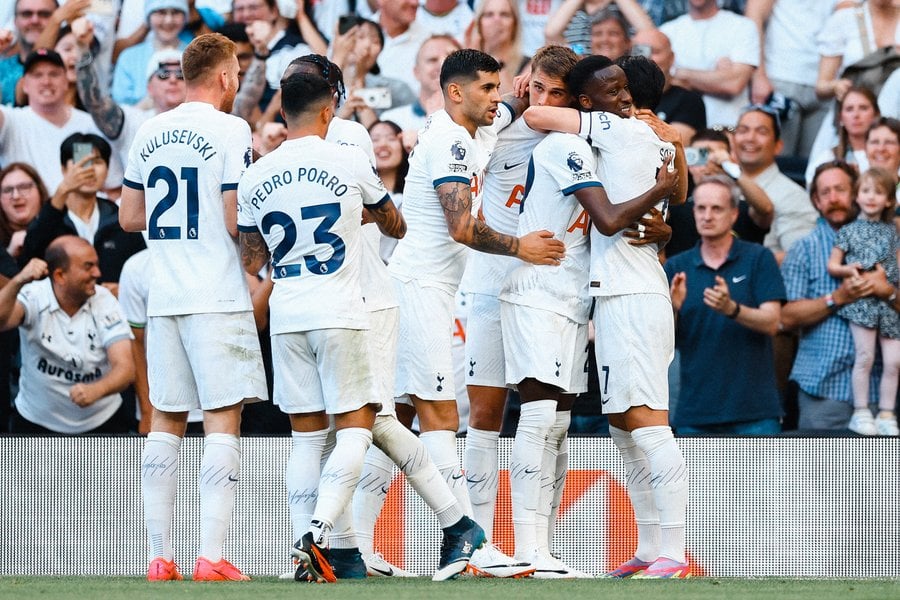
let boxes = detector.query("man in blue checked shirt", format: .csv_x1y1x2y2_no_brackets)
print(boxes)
781,160,900,431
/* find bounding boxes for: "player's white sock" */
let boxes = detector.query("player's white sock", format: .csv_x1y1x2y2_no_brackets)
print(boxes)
141,431,181,561
610,425,661,563
352,443,395,556
510,400,556,558
310,427,373,545
420,429,473,516
464,426,500,539
286,428,329,540
198,432,240,562
329,506,357,550
373,415,464,528
538,410,570,552
630,425,688,564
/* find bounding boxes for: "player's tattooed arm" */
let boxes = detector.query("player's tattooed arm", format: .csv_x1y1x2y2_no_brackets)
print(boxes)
232,58,267,120
368,199,407,239
76,55,125,140
438,182,564,264
240,230,271,275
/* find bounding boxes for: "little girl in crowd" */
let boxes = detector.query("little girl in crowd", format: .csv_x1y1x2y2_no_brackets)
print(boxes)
828,167,900,436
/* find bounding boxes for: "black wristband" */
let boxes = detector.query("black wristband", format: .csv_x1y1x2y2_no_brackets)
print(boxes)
727,302,741,319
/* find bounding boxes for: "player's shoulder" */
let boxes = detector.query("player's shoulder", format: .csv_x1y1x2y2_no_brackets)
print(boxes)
537,131,591,158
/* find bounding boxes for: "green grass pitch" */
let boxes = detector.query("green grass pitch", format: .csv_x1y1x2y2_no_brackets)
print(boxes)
2,577,898,599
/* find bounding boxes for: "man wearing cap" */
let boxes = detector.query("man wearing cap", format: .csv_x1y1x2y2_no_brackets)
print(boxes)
77,38,186,174
733,105,816,264
0,48,108,194
111,0,192,106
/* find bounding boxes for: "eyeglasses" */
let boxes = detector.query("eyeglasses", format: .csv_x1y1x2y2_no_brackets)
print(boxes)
1,181,36,197
154,68,184,80
16,9,53,19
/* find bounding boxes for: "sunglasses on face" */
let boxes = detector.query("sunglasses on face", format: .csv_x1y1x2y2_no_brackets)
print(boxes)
17,10,53,19
154,68,184,81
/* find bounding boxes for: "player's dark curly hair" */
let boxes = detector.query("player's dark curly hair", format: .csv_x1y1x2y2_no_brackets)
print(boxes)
564,54,614,99
283,54,346,100
615,55,664,111
439,49,500,90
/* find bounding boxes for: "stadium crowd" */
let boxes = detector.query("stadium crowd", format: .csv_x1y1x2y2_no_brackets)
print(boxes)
0,0,897,583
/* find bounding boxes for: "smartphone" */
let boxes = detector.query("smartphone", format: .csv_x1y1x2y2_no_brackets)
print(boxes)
338,14,364,35
72,142,94,167
631,44,652,58
685,147,708,167
355,87,392,110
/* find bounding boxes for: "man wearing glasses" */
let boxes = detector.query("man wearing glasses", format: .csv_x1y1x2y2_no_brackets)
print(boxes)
76,44,187,177
733,105,816,264
0,0,56,105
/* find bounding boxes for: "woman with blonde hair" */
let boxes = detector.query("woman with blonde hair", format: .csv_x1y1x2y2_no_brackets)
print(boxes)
465,0,529,93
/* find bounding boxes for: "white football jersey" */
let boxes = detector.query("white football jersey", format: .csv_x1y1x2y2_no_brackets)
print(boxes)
237,135,389,334
499,133,596,323
579,112,675,297
389,106,513,288
124,102,253,316
327,116,377,164
462,118,545,296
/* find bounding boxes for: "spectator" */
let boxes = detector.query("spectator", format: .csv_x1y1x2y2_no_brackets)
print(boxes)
0,162,48,260
866,117,900,180
77,41,187,177
20,133,145,288
806,86,881,187
827,167,900,436
630,28,705,145
374,0,430,95
418,0,474,42
665,127,774,258
0,0,58,105
465,0,530,93
379,34,461,141
111,0,191,106
545,0,653,57
781,160,897,431
0,236,135,434
744,0,837,159
665,175,784,434
518,0,562,56
734,105,817,263
588,6,633,59
661,0,759,128
369,119,409,261
330,17,416,128
0,49,111,195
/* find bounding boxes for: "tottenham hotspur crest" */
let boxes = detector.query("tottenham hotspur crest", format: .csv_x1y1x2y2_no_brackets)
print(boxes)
450,140,466,161
567,152,584,172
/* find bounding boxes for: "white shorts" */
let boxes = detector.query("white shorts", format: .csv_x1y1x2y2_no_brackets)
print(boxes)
393,278,456,401
464,293,507,387
367,308,398,417
146,312,267,412
500,301,589,394
272,327,376,415
593,293,674,414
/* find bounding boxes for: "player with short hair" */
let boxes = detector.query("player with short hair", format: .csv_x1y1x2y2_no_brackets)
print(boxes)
120,32,268,582
238,69,404,584
524,54,690,579
386,48,565,576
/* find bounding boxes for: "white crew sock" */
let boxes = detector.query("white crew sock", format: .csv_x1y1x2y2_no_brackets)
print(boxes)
630,426,688,564
141,431,181,561
352,443,395,556
609,425,661,562
463,427,500,539
286,428,329,540
510,400,556,558
420,429,472,516
198,433,241,562
538,410,570,552
374,415,464,528
310,427,373,546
